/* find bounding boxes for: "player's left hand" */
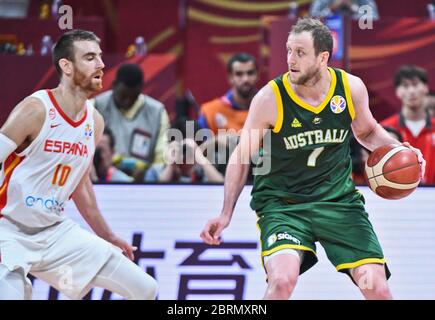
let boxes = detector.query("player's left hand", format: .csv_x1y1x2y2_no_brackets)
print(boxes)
109,235,137,260
402,142,426,179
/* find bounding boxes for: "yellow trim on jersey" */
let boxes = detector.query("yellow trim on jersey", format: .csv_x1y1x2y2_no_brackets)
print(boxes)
256,222,265,267
336,258,386,271
340,69,356,120
282,67,337,114
268,80,284,133
262,244,316,257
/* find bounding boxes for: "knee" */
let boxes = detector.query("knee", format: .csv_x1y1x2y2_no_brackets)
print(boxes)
268,274,297,297
131,275,158,300
366,281,392,300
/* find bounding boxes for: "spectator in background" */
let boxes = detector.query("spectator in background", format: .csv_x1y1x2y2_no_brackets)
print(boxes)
92,128,134,183
381,65,435,184
92,64,170,181
146,139,224,183
310,0,379,20
425,91,435,117
198,53,258,135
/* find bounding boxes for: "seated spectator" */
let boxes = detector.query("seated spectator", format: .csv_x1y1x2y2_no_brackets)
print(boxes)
146,139,224,183
92,128,134,183
381,65,435,184
310,0,379,20
198,52,258,135
92,63,170,181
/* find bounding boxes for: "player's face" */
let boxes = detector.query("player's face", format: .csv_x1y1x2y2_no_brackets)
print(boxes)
228,61,258,99
396,78,428,110
71,40,105,93
286,32,324,85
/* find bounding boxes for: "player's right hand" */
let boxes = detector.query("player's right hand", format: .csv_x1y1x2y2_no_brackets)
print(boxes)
200,215,230,245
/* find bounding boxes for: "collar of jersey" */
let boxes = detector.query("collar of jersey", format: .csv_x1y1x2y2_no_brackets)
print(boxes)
282,67,336,114
47,89,88,127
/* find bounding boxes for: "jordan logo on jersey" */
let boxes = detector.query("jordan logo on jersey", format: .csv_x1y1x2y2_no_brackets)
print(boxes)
330,95,347,114
291,118,302,128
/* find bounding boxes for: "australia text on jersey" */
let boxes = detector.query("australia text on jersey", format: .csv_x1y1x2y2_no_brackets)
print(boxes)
283,129,349,150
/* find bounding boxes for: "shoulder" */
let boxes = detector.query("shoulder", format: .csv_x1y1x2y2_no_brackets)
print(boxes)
251,82,276,108
344,72,367,96
13,95,46,123
380,114,400,127
93,108,105,138
93,90,113,111
144,95,165,110
200,98,226,113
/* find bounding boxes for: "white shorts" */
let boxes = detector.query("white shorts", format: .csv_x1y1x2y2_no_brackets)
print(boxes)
0,217,116,299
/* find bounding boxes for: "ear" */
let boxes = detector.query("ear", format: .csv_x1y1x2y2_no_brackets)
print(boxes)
58,58,73,76
395,86,402,99
320,51,330,65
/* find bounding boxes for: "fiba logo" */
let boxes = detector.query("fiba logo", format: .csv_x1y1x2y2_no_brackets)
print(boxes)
330,95,347,114
84,124,93,140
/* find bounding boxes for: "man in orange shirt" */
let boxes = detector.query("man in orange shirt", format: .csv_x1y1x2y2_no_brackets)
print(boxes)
198,53,258,135
381,65,435,184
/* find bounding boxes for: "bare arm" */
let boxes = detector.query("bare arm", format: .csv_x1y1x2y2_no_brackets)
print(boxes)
349,73,426,174
71,111,136,260
200,85,277,245
349,74,399,151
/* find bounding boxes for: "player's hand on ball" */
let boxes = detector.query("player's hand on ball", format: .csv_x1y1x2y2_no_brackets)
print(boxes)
402,142,426,179
109,235,137,260
200,216,230,245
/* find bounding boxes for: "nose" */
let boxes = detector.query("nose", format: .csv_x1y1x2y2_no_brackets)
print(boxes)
287,51,296,66
97,56,105,70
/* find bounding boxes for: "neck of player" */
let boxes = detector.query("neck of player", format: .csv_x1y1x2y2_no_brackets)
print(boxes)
52,82,88,121
293,67,330,102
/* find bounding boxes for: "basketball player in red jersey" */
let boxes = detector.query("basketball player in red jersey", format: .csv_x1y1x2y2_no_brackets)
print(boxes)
0,30,157,300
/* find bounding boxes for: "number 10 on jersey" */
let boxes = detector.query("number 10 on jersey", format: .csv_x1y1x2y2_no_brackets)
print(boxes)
52,164,72,186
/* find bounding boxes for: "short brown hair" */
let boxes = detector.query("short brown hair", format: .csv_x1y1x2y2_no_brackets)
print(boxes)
290,18,333,62
52,29,100,75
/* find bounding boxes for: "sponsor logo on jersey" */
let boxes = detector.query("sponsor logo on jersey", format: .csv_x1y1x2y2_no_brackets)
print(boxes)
25,195,65,214
312,117,322,125
49,108,56,120
84,124,93,140
283,129,349,150
44,139,88,157
267,234,277,247
330,95,346,114
267,232,301,247
291,118,302,128
50,123,61,128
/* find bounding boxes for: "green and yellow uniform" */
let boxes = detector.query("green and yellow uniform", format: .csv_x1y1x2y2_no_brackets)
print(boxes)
252,67,389,278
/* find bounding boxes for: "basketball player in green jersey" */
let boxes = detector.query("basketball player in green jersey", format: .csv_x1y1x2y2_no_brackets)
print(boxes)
200,18,425,300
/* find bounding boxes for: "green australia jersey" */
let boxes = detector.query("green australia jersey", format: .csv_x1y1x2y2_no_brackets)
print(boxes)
251,67,357,212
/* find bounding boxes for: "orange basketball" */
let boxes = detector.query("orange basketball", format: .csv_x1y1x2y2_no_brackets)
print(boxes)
364,144,421,200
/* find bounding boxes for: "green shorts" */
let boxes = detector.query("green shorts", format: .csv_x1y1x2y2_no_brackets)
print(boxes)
256,192,391,279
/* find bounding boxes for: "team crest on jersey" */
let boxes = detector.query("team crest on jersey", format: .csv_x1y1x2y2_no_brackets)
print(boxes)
84,124,93,140
49,108,56,120
330,95,346,114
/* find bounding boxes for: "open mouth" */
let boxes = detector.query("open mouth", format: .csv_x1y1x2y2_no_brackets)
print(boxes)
93,73,104,80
